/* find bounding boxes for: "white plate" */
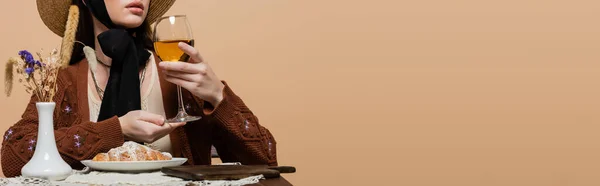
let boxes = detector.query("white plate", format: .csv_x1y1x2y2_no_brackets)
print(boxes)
81,158,188,172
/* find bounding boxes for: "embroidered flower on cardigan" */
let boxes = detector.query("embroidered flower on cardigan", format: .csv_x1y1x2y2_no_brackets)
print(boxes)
244,120,250,131
268,140,273,153
73,134,85,148
4,129,13,140
64,105,72,114
28,139,36,151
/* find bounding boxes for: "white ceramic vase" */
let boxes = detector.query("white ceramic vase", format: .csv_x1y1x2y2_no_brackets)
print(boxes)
21,102,72,181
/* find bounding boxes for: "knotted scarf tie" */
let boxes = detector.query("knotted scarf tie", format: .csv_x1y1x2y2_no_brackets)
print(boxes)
84,0,151,121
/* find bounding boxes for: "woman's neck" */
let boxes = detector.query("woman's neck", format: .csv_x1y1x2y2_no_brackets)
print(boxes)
92,17,112,67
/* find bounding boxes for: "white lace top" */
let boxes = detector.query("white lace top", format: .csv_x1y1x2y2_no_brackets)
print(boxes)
87,53,172,153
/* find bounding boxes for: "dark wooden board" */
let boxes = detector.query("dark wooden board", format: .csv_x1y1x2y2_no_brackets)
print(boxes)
161,165,296,181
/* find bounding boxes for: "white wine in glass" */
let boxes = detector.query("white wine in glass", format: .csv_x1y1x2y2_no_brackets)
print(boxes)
154,39,194,61
153,15,201,123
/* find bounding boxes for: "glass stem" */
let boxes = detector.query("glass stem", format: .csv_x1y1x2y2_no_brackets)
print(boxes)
177,85,187,115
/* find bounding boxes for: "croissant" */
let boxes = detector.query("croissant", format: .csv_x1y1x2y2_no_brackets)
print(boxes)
92,141,172,161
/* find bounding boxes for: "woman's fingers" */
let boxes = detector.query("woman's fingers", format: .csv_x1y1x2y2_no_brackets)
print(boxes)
137,111,166,126
164,70,201,82
140,120,186,143
178,42,203,63
159,61,203,74
164,122,186,128
164,74,197,90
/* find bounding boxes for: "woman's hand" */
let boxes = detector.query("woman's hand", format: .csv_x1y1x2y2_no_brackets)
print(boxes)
118,110,185,143
158,42,225,106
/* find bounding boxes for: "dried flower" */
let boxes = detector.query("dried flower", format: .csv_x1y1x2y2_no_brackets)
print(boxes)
25,67,34,75
18,50,29,57
5,49,63,102
19,50,34,64
4,58,15,96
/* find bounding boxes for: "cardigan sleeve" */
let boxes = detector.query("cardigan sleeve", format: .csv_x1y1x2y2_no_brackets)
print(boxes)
1,75,125,177
192,81,278,166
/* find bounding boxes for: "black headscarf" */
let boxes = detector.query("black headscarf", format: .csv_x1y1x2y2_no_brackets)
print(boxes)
84,0,151,121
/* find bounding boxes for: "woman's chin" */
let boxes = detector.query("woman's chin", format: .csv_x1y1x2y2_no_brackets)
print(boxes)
116,16,146,28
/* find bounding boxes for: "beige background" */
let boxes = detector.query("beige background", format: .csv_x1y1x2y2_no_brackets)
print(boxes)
1,0,600,185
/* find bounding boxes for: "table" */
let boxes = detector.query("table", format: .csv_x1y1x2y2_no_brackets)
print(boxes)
0,165,295,185
0,176,293,185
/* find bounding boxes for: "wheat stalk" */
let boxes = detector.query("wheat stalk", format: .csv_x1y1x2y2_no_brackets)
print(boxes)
49,49,60,102
4,57,18,97
59,5,80,68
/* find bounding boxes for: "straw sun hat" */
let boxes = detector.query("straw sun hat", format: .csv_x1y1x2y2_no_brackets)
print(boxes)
35,0,176,65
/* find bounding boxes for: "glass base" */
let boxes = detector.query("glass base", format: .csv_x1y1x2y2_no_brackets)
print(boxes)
166,111,201,123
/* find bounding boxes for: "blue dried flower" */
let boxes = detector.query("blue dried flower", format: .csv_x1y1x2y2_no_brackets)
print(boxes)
18,50,35,64
35,60,43,67
25,67,34,75
18,50,30,57
25,56,34,64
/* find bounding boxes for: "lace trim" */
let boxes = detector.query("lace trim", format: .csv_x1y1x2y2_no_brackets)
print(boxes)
0,166,264,186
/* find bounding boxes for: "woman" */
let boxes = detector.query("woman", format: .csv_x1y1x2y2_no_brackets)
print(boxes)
1,0,277,177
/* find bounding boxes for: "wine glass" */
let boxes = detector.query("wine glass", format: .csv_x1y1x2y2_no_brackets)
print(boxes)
153,15,201,123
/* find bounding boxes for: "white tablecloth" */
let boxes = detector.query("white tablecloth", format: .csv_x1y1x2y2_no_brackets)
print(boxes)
1,168,264,186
